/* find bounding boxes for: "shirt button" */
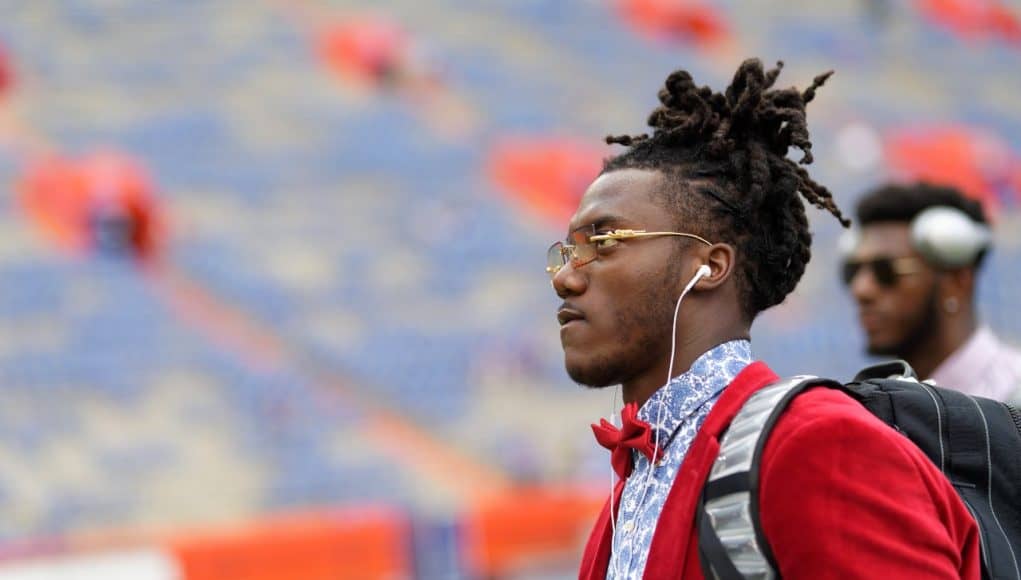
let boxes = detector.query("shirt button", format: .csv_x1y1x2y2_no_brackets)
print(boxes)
656,455,668,467
622,520,635,533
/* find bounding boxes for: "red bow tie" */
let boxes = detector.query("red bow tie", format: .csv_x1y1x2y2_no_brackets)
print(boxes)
592,402,662,480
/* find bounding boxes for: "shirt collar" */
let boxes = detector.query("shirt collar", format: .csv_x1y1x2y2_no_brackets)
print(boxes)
931,326,1000,387
637,339,752,443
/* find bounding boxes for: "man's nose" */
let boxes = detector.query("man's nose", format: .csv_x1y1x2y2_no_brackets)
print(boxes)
551,261,587,298
849,264,879,303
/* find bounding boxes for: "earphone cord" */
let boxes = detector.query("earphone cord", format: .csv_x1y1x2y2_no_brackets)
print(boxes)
608,385,620,564
608,266,707,577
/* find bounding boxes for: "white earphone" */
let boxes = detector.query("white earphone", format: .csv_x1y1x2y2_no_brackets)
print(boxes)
667,264,710,382
693,264,712,281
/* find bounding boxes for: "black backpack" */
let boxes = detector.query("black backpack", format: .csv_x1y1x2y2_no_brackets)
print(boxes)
697,360,1021,580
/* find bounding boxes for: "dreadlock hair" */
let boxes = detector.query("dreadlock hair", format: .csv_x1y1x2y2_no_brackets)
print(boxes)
603,58,849,321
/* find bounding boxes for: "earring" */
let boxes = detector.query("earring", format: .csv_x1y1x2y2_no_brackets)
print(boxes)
944,296,959,314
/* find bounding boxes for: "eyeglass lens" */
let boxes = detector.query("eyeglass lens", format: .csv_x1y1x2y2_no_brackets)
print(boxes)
546,226,600,278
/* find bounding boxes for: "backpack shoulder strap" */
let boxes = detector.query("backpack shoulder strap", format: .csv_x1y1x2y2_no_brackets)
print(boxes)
697,375,841,580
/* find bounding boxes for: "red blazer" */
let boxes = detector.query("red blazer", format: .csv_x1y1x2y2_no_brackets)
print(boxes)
579,362,981,579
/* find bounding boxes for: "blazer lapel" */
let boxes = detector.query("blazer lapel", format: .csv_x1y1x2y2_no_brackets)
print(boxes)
579,479,625,580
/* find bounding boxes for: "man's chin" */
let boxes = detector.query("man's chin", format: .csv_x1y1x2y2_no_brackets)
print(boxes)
865,340,902,357
565,360,620,389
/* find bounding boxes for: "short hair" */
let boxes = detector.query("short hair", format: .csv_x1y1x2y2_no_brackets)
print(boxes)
603,58,848,321
856,182,988,226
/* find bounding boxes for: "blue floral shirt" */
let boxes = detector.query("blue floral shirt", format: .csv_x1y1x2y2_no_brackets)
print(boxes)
605,340,752,579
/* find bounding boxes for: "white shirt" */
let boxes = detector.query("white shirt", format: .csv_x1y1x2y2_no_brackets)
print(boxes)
930,326,1021,404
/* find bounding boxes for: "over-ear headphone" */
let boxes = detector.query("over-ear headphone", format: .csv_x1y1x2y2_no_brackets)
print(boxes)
911,206,991,269
839,206,991,270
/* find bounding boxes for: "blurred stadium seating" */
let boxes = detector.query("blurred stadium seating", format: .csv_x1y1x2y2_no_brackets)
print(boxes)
0,0,1019,577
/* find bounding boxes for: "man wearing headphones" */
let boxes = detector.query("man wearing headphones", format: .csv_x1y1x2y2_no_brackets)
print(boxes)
844,182,1021,403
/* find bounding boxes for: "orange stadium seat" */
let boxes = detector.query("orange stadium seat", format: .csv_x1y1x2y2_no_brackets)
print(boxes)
0,44,12,98
487,136,607,227
462,485,605,578
167,507,410,580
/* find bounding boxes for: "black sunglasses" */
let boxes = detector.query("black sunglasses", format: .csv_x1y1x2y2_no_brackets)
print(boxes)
841,256,923,288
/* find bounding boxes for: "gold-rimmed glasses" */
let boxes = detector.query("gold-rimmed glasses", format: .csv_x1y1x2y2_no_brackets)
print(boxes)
545,225,713,279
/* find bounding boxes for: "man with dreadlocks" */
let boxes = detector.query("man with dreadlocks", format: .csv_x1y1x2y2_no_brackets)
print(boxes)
548,59,980,579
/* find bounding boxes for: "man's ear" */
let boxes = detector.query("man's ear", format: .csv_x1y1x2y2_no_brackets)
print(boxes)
938,267,976,305
694,243,736,290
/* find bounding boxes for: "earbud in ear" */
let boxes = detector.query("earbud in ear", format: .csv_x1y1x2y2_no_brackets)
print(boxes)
677,264,712,300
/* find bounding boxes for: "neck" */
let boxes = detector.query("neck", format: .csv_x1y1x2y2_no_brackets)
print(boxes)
622,318,749,408
903,308,977,379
